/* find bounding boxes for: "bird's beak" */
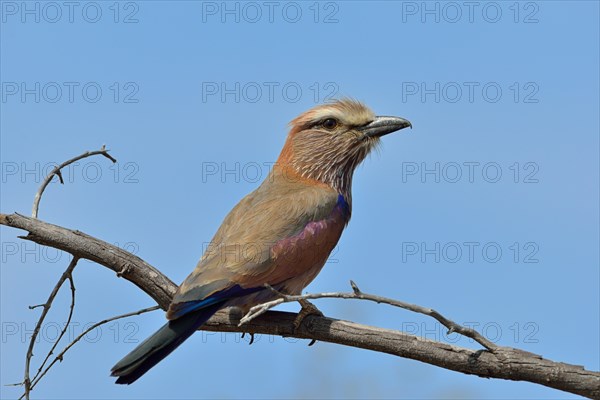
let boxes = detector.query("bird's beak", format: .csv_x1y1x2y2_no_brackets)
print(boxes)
359,116,412,138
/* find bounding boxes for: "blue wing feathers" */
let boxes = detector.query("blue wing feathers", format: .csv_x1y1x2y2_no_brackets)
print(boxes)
168,284,264,320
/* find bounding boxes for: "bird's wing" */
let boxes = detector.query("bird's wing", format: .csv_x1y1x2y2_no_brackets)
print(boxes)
166,178,347,320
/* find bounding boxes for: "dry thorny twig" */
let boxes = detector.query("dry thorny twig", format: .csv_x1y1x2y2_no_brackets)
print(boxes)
18,306,160,400
239,281,498,351
31,144,116,219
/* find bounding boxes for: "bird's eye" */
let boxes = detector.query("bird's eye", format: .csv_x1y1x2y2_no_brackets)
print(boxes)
322,118,338,130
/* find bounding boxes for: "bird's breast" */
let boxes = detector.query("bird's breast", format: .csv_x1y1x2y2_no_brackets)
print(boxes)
270,194,350,294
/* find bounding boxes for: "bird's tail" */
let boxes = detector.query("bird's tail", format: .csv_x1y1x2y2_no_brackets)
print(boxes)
110,303,222,384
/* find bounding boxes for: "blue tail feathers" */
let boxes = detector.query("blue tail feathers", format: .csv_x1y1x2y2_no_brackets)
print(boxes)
110,302,223,384
111,284,265,384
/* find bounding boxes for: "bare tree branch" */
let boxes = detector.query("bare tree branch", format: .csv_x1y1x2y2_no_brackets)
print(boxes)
0,213,176,308
31,146,117,219
1,212,599,398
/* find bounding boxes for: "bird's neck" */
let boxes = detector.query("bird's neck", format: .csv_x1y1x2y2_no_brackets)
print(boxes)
271,161,354,208
275,136,366,207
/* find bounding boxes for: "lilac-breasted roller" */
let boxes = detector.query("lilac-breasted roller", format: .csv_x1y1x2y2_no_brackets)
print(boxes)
110,99,411,384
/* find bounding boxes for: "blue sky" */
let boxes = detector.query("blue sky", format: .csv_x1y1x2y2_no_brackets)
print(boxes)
1,1,598,399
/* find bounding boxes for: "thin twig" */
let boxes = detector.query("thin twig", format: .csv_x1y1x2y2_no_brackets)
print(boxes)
31,146,117,218
22,257,79,400
240,280,498,351
30,273,76,385
22,305,160,398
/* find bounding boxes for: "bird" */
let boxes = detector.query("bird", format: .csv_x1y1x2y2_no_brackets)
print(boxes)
110,99,412,384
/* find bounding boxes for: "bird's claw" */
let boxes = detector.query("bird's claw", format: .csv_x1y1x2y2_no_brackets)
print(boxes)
293,299,323,332
241,331,255,345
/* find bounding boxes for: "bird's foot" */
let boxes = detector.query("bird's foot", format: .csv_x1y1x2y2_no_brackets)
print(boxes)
293,299,323,332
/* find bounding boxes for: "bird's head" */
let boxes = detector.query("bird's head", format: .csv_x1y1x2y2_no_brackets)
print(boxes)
276,99,411,199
